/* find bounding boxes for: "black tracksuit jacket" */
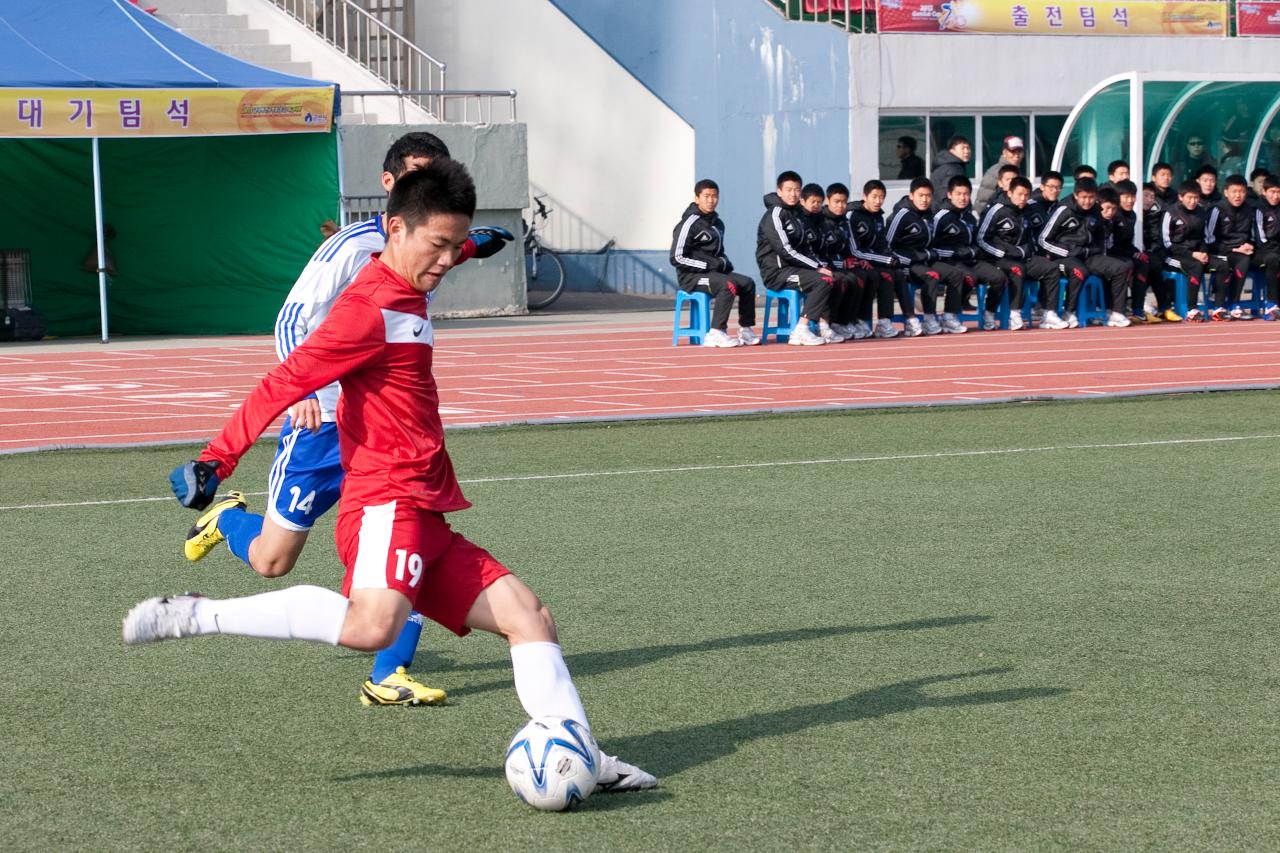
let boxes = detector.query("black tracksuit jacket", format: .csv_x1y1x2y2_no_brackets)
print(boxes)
976,201,1032,260
670,203,734,276
847,201,897,267
1037,198,1094,260
930,201,979,263
756,193,821,279
885,198,936,265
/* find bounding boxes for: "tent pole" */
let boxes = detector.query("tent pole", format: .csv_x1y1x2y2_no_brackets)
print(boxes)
92,137,109,343
335,126,347,226
1129,73,1144,251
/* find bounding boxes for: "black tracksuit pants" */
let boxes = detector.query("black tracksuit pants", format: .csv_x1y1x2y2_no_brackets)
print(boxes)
1123,251,1172,314
1084,254,1131,313
863,266,912,320
767,267,833,322
955,260,1008,311
1256,248,1280,304
991,257,1053,310
830,269,870,325
1207,251,1251,307
678,271,757,330
911,262,966,315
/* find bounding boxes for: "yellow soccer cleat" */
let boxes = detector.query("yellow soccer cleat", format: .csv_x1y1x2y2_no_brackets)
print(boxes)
183,491,248,562
359,667,447,706
1161,308,1183,323
1143,311,1163,324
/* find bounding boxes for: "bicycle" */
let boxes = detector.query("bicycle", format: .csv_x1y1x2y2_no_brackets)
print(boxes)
524,195,566,310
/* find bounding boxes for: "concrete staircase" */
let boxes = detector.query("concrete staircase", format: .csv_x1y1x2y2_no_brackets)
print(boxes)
155,0,314,78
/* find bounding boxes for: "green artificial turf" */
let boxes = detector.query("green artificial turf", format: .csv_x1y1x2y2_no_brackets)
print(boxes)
3,392,1280,851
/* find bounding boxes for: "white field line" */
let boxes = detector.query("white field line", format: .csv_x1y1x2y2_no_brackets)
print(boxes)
3,432,1278,512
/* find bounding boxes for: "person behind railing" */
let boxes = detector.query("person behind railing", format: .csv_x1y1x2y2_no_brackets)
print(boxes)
896,136,926,180
930,135,972,193
930,175,1005,330
669,178,759,348
755,170,836,346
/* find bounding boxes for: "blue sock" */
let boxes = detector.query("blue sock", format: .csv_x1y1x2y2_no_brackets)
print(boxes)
371,612,425,683
219,508,264,565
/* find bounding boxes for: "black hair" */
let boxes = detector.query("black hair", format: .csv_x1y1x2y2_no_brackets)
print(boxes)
1250,167,1271,181
826,182,850,198
1009,176,1033,193
694,178,720,195
1074,177,1098,194
897,136,918,153
946,135,971,149
1115,179,1138,196
909,177,934,193
776,170,803,188
997,164,1019,178
1177,179,1201,196
1106,159,1129,176
1264,177,1280,191
386,157,477,229
1223,174,1248,189
1073,165,1097,180
1039,170,1064,185
1096,187,1120,206
1142,181,1156,192
1195,164,1218,179
383,132,451,177
801,183,825,200
947,175,972,192
863,179,886,195
1151,162,1173,176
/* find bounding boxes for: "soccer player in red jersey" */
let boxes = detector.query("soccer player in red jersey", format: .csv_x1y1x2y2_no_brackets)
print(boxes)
125,159,656,792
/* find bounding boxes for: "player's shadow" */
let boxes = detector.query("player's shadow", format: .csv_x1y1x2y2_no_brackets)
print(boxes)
439,614,993,699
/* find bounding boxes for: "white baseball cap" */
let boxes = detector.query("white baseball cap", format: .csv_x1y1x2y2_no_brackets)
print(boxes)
1005,136,1025,150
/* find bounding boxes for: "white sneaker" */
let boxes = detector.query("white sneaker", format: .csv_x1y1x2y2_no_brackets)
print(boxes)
819,325,844,344
873,318,899,339
701,328,741,348
1039,310,1069,330
1031,306,1045,326
904,316,924,337
1185,307,1203,321
982,310,999,331
1064,312,1080,329
830,323,855,341
787,323,825,346
1008,312,1025,331
921,315,943,335
122,593,205,645
1228,305,1246,321
941,313,968,334
737,327,760,346
852,320,873,340
1105,310,1131,328
597,753,658,792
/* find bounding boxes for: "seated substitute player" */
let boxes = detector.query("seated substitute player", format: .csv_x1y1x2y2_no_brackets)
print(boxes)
799,183,858,342
888,177,967,334
930,176,1007,330
1195,165,1222,208
1204,174,1257,320
1038,177,1112,328
1073,165,1098,184
1139,182,1180,322
824,182,879,340
976,176,1065,330
1100,160,1130,191
1249,167,1270,206
669,178,760,347
182,132,513,708
128,161,657,793
1150,162,1178,206
756,171,836,345
1160,180,1210,321
1088,188,1134,327
1254,176,1280,320
848,180,914,338
1112,180,1171,323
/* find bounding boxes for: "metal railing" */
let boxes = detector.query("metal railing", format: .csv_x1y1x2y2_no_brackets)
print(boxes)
767,0,875,34
342,89,518,125
270,0,447,116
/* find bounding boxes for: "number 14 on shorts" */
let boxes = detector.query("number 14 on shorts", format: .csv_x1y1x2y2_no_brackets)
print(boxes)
395,549,423,587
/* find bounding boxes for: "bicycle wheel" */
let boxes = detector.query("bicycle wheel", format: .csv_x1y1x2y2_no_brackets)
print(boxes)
525,244,566,310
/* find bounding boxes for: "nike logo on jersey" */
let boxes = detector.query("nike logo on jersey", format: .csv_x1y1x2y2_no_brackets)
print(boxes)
381,308,433,345
413,324,424,336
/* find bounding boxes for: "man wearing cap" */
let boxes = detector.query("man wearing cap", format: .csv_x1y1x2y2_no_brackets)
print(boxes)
975,136,1025,216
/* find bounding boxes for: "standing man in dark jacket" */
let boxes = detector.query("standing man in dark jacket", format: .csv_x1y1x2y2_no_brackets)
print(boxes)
929,136,972,192
1253,177,1280,319
1204,174,1257,319
755,170,835,345
976,176,1064,330
888,177,967,334
670,178,759,347
976,136,1025,215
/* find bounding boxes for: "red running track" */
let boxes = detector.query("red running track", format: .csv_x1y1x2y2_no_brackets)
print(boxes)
1,317,1278,453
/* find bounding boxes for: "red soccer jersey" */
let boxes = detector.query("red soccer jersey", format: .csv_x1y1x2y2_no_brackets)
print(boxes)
201,254,470,513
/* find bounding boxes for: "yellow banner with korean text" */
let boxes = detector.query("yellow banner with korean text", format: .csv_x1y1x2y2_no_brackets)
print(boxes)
878,0,1229,35
0,87,335,138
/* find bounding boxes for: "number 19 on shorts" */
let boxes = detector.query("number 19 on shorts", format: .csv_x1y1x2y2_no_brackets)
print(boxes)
394,549,423,587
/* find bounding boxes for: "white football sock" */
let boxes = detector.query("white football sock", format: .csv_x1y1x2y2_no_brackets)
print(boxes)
193,585,348,645
510,641,589,729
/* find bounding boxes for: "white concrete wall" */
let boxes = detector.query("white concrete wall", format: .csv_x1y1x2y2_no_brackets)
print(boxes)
849,33,1280,183
412,0,694,251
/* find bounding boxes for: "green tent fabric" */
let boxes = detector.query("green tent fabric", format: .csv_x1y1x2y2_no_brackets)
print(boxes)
0,132,337,336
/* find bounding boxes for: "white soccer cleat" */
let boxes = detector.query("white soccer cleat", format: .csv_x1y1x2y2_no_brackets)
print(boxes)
737,327,760,346
701,328,741,348
1039,311,1070,330
122,593,205,645
1105,311,1131,328
1185,307,1203,321
787,323,825,346
941,313,967,334
596,753,658,792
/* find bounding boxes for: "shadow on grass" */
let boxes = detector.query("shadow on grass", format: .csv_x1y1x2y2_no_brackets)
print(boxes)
442,614,993,698
338,666,1065,798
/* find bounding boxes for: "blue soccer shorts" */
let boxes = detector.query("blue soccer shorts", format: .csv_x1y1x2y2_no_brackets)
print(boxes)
267,417,344,531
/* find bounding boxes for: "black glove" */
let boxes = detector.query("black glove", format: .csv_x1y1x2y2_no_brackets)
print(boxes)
467,226,515,259
169,460,220,510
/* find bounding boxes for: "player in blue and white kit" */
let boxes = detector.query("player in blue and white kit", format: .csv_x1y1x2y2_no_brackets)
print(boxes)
183,132,513,706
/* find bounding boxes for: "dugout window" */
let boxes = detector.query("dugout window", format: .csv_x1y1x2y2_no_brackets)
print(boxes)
878,116,927,181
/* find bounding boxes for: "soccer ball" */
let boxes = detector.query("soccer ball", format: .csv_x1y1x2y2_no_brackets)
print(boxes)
504,716,600,811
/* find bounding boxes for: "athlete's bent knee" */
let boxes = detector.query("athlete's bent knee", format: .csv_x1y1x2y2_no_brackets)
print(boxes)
251,552,298,578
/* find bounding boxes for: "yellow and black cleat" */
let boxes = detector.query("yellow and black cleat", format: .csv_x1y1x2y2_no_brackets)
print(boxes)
184,491,248,562
359,667,447,706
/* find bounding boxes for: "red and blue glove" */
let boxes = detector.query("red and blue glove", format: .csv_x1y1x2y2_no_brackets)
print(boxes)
467,226,515,259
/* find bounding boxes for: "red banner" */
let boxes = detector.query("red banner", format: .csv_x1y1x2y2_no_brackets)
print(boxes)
1238,2,1280,34
804,0,879,12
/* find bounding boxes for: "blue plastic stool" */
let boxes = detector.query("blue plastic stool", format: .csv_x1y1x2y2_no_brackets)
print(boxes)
1163,269,1209,319
1057,275,1107,325
998,280,1038,327
672,289,710,346
1238,269,1269,318
762,287,804,344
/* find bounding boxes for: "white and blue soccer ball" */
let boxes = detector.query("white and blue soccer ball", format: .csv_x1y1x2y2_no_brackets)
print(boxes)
504,716,600,811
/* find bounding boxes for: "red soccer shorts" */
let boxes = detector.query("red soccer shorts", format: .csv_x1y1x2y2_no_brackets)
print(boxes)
335,500,510,636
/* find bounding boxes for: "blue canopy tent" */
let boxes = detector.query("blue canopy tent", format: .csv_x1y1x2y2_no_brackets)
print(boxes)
0,0,338,340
